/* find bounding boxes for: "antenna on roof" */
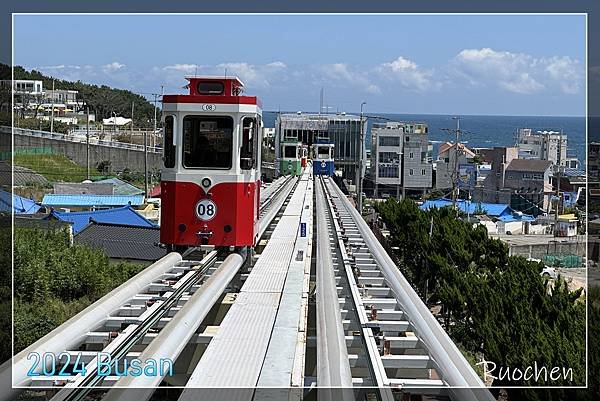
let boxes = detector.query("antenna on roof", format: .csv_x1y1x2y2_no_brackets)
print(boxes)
319,87,323,115
224,67,227,80
194,65,198,78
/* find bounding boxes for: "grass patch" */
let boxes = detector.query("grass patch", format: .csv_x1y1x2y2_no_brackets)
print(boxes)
14,154,88,182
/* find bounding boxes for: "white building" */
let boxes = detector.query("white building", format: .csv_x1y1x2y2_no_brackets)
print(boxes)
3,79,45,96
517,128,579,169
45,89,82,110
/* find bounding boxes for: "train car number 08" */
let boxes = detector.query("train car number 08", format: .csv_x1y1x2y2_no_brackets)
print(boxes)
196,199,217,221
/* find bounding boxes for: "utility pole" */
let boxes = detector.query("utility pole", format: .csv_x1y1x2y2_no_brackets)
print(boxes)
50,79,55,134
452,117,460,211
441,117,467,213
147,93,158,198
86,107,90,180
554,129,563,235
144,131,148,197
130,101,134,143
357,101,367,213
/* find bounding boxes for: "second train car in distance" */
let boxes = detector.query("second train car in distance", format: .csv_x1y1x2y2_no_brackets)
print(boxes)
280,140,303,176
312,142,335,176
160,76,262,250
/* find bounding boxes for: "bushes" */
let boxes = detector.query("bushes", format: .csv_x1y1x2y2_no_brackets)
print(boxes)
14,227,145,352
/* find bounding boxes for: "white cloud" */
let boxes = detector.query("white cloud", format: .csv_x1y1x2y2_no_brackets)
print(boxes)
544,56,582,94
321,63,381,94
452,48,583,95
266,61,287,69
102,62,125,72
163,64,202,73
217,62,264,86
378,56,435,91
212,62,290,88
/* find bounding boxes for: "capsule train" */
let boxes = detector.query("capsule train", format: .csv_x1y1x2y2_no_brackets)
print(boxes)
160,76,262,250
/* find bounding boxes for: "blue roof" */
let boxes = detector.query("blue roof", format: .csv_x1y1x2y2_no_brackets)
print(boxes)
0,190,41,215
42,194,144,207
51,205,156,234
420,198,535,222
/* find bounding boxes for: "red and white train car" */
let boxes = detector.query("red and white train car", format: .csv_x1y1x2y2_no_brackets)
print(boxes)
160,76,262,249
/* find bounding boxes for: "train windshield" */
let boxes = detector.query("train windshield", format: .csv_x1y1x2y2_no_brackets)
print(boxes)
317,146,330,159
182,116,233,169
284,145,297,158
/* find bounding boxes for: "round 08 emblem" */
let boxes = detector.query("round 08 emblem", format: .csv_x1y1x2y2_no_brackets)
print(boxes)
195,199,217,221
321,161,326,168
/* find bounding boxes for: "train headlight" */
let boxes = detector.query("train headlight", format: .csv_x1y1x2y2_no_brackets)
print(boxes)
201,178,212,188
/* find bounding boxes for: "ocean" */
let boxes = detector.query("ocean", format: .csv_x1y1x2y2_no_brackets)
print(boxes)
263,112,586,167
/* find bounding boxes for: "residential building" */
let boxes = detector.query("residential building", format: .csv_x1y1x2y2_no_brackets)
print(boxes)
517,128,579,169
275,112,363,184
371,121,433,198
475,146,519,202
478,158,553,216
590,142,600,181
0,79,44,96
435,142,476,190
45,89,78,104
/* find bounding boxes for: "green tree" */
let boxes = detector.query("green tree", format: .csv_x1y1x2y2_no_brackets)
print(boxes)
375,199,587,390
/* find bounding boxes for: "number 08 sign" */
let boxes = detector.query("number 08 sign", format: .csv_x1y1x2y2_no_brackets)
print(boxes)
195,199,217,221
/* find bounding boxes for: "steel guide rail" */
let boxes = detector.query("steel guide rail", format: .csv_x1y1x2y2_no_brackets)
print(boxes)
315,177,354,388
0,176,298,401
319,176,391,401
320,177,495,401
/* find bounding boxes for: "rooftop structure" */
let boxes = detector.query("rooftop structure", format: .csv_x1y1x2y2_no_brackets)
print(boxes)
96,177,144,196
51,205,156,234
420,198,535,222
42,194,145,208
75,222,165,262
0,190,41,215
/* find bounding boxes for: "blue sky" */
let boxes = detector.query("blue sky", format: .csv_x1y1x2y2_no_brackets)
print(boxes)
13,14,586,116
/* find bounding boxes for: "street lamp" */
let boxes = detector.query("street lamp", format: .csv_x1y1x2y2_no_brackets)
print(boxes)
357,101,367,213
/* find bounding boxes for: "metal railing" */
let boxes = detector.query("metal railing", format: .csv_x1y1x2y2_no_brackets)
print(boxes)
4,126,163,154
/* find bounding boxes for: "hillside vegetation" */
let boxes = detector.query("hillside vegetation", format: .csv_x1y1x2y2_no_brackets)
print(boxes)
0,63,159,128
13,227,145,352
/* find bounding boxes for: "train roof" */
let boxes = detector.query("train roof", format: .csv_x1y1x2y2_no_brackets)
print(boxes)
184,75,244,88
164,75,261,108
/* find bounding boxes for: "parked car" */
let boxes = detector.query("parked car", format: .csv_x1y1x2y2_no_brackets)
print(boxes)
527,258,557,280
541,266,557,280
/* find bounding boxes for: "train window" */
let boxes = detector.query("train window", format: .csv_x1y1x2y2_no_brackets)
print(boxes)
182,116,233,169
318,146,330,159
163,116,175,168
197,81,224,95
240,117,257,170
284,145,297,158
